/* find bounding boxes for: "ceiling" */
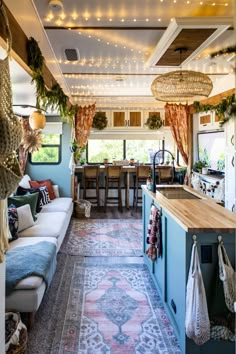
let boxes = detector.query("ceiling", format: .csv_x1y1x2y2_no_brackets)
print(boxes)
3,0,235,111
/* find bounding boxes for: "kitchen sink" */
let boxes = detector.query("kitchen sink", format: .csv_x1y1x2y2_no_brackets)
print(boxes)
157,187,201,199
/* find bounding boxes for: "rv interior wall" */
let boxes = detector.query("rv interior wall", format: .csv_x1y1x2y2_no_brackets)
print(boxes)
26,120,72,197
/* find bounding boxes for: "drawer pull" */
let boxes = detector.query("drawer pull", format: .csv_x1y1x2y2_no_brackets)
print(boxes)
231,156,234,167
231,135,235,146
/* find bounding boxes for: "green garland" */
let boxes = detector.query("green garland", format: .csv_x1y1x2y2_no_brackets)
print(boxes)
145,114,163,130
210,45,236,58
27,37,75,122
193,94,236,126
92,112,108,130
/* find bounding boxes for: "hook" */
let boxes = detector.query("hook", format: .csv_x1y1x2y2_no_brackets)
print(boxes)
0,0,2,8
218,235,223,244
192,235,197,244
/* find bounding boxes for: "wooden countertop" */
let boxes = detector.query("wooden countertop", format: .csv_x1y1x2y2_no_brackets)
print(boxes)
142,185,236,233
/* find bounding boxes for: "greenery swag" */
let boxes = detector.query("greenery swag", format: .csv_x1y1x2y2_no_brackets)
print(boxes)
27,37,75,122
145,114,163,130
193,94,236,126
92,112,108,130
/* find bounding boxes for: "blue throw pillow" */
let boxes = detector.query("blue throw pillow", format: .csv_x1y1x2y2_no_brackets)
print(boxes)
8,205,18,242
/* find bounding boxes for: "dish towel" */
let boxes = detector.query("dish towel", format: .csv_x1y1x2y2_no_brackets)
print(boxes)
146,204,162,261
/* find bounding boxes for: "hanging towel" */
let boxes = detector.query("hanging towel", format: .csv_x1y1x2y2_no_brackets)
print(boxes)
146,204,162,261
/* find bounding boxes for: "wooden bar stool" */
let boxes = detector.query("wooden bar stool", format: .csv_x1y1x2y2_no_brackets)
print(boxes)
104,165,122,211
157,166,174,184
133,165,152,210
83,165,100,206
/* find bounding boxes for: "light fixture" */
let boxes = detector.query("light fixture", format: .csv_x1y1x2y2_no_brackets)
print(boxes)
151,47,213,102
29,111,46,130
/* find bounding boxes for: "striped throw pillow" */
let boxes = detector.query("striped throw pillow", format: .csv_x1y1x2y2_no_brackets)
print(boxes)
39,186,50,206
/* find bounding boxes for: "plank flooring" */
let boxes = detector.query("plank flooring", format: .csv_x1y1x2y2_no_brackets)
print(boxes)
74,205,142,220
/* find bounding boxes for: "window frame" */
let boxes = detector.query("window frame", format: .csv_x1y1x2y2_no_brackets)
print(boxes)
29,134,62,165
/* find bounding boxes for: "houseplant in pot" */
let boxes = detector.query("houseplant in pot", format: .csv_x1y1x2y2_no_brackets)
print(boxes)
193,160,208,174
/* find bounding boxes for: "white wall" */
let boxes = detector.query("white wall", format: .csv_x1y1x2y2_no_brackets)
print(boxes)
0,260,5,354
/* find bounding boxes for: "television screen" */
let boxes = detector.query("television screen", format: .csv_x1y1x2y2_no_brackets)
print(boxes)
198,131,225,172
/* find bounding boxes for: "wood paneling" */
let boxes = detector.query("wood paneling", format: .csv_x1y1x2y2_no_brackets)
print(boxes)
156,28,216,66
113,112,125,127
129,112,141,127
199,114,211,125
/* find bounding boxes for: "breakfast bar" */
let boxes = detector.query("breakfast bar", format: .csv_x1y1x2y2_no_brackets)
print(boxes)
142,185,236,354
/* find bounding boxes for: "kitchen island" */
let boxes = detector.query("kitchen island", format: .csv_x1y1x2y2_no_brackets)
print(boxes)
142,185,236,354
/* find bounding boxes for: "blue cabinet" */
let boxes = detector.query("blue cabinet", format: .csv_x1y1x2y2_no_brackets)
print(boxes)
142,189,236,354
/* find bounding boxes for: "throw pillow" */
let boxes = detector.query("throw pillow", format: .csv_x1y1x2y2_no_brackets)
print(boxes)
8,205,18,242
17,204,35,232
18,174,31,189
39,186,50,207
8,193,39,221
29,179,56,200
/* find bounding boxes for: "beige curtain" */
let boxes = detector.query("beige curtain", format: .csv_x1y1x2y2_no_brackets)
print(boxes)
165,103,189,165
75,104,96,147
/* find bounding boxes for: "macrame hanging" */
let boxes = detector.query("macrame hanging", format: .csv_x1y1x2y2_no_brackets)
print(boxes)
0,3,23,261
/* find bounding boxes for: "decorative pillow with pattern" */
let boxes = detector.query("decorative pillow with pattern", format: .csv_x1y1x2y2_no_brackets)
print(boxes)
39,186,50,206
15,185,50,213
8,205,18,242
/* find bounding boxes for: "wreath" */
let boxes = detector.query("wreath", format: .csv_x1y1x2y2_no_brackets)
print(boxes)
92,112,108,130
145,115,163,130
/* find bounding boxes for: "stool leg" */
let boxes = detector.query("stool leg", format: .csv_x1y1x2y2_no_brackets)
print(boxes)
96,179,100,207
83,179,86,200
104,179,108,211
118,179,122,212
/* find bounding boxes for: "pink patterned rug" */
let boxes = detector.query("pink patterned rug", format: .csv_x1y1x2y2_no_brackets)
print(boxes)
60,218,143,256
27,256,181,353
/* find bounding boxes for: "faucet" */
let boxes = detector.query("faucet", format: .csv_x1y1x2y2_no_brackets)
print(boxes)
152,149,175,193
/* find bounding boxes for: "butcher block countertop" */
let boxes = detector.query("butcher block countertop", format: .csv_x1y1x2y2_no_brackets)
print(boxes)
142,185,236,233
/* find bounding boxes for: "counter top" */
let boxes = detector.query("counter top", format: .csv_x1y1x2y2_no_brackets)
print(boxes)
142,185,236,233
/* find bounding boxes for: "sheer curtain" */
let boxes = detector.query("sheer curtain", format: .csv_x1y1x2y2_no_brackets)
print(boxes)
165,103,189,165
75,104,96,147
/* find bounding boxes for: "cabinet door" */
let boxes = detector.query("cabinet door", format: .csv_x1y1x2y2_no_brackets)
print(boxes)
198,111,213,130
129,112,141,127
113,112,126,127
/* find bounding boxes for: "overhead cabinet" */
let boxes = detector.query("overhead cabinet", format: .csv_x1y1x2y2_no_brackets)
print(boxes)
198,111,223,131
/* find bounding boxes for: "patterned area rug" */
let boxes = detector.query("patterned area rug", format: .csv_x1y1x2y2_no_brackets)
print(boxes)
60,218,143,256
27,255,181,354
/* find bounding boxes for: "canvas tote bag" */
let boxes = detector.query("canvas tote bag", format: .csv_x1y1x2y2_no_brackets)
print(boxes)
185,243,210,345
218,243,236,313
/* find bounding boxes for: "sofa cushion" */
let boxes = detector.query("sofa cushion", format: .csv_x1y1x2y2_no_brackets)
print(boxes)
17,212,67,239
41,197,72,213
8,193,39,221
17,204,35,232
30,179,56,200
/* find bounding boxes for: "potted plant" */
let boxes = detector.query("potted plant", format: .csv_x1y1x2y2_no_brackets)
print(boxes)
193,160,208,173
70,141,85,164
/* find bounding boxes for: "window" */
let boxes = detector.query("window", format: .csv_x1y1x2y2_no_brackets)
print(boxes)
87,139,163,164
87,140,123,163
29,134,61,164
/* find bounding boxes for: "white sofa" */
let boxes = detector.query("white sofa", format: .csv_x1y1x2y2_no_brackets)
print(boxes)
5,176,73,324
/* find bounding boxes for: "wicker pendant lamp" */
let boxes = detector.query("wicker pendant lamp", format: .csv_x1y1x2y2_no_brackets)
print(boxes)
151,48,213,102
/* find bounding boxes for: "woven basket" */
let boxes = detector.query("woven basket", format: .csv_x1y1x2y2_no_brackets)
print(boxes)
0,57,23,155
5,312,28,354
0,153,22,199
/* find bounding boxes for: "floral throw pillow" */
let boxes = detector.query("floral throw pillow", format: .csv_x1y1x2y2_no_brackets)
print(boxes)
8,205,18,242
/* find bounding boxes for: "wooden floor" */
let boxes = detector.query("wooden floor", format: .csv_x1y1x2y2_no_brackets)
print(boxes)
74,205,142,220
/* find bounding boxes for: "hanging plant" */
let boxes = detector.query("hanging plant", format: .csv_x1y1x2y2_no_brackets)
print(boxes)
92,112,108,130
145,115,163,130
193,94,235,126
27,37,75,123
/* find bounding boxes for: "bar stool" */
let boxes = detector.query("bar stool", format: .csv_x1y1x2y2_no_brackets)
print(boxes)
157,166,174,184
83,165,100,206
133,165,152,210
104,165,122,211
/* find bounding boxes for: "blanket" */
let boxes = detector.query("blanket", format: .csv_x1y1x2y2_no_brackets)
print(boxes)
6,241,57,295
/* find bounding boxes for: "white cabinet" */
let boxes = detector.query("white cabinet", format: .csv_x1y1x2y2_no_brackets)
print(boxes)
198,111,222,131
224,117,236,212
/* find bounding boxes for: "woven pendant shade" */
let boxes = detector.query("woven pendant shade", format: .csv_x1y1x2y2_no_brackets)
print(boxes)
151,70,213,102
